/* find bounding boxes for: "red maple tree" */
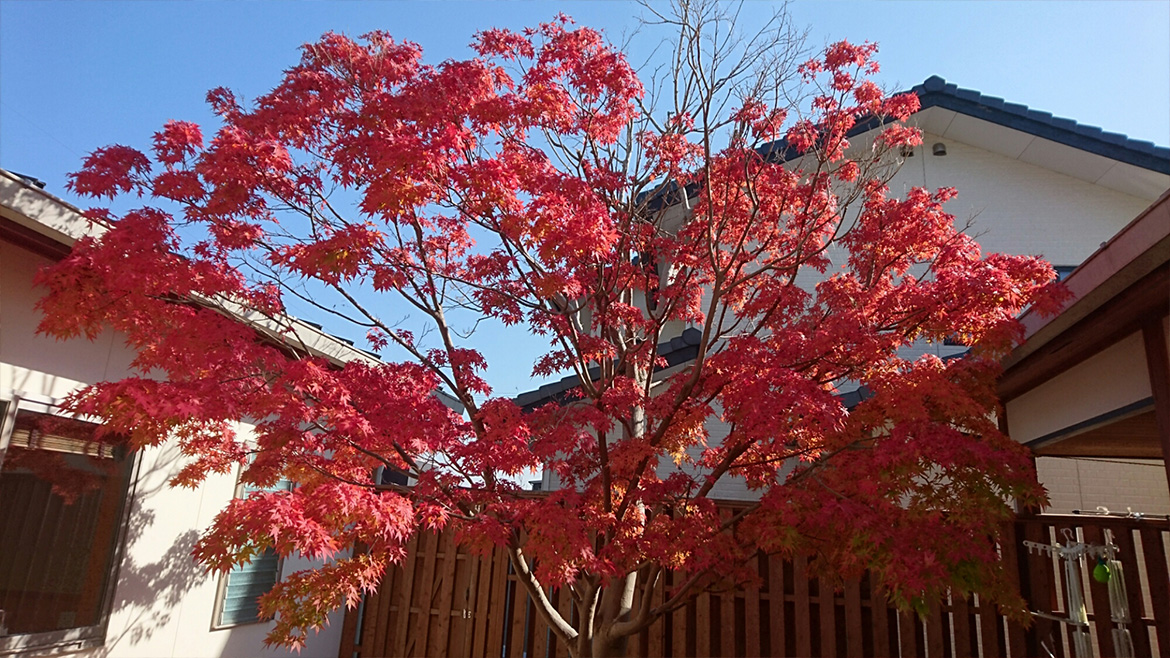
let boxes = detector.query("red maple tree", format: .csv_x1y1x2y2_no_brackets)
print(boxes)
37,5,1061,655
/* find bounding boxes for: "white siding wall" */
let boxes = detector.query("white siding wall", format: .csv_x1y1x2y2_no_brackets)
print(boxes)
1036,458,1169,515
656,133,1158,501
890,132,1154,262
684,132,1153,359
0,239,345,657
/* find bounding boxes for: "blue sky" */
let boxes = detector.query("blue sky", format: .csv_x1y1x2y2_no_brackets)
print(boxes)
2,1,1167,397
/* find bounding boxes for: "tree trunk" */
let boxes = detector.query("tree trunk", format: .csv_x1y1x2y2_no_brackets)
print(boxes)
588,633,628,658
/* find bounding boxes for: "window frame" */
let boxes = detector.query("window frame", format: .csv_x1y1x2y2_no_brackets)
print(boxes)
209,465,288,631
0,394,138,656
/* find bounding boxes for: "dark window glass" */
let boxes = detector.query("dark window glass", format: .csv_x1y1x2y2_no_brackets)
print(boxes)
379,467,409,487
0,409,132,636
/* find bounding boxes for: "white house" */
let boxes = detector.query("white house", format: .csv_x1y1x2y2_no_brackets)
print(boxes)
522,76,1170,509
0,169,460,657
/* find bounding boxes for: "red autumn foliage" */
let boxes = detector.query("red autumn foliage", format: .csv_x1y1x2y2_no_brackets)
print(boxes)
37,8,1064,655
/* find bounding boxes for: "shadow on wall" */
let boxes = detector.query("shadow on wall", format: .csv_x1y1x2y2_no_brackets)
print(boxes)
94,445,341,658
97,445,209,655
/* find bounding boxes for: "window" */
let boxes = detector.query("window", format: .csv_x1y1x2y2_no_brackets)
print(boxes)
376,465,409,487
0,401,134,653
212,474,291,628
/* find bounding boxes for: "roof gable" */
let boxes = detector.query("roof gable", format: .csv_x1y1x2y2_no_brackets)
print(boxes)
646,75,1169,212
911,76,1168,175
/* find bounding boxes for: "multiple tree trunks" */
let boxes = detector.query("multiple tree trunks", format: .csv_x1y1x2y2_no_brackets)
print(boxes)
339,512,1170,657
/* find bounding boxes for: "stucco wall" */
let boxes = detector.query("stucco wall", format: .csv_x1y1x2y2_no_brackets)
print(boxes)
1,239,345,657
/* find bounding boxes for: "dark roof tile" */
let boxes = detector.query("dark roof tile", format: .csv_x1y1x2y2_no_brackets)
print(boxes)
907,76,1168,172
515,327,703,411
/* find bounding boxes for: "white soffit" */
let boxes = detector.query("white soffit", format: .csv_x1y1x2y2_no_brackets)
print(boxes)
1095,162,1170,200
943,112,1034,159
1018,138,1116,183
908,113,1170,200
911,106,956,138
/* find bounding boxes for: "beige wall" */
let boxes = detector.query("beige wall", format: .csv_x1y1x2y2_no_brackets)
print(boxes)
1,240,345,657
1005,321,1168,517
1005,331,1152,444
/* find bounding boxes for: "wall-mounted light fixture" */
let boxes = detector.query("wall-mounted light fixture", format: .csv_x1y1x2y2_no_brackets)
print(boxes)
932,142,947,156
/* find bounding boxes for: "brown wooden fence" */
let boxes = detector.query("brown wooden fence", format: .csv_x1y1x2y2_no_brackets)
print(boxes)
338,513,1170,657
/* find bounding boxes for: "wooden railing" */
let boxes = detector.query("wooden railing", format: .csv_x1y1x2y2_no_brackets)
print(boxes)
1015,514,1170,658
338,512,1170,657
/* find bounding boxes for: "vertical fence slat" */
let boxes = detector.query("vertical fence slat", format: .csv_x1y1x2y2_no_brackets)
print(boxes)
375,559,399,656
720,585,736,656
1111,524,1153,657
366,558,389,658
648,568,665,658
486,545,510,657
898,609,919,658
951,593,972,658
819,580,837,658
1008,520,1037,658
471,550,493,657
522,593,538,658
376,535,410,657
507,573,527,658
556,582,576,658
454,551,473,656
339,593,361,658
744,555,761,657
411,531,439,656
870,582,891,658
431,531,459,657
1140,524,1170,651
769,554,787,657
925,601,944,658
975,594,1001,658
696,590,711,657
530,588,550,658
794,556,812,658
549,586,566,658
355,584,380,658
1080,523,1117,657
353,557,386,655
845,577,863,657
400,536,423,655
672,571,687,658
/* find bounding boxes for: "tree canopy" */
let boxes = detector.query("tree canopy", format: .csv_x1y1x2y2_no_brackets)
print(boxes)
37,5,1062,655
